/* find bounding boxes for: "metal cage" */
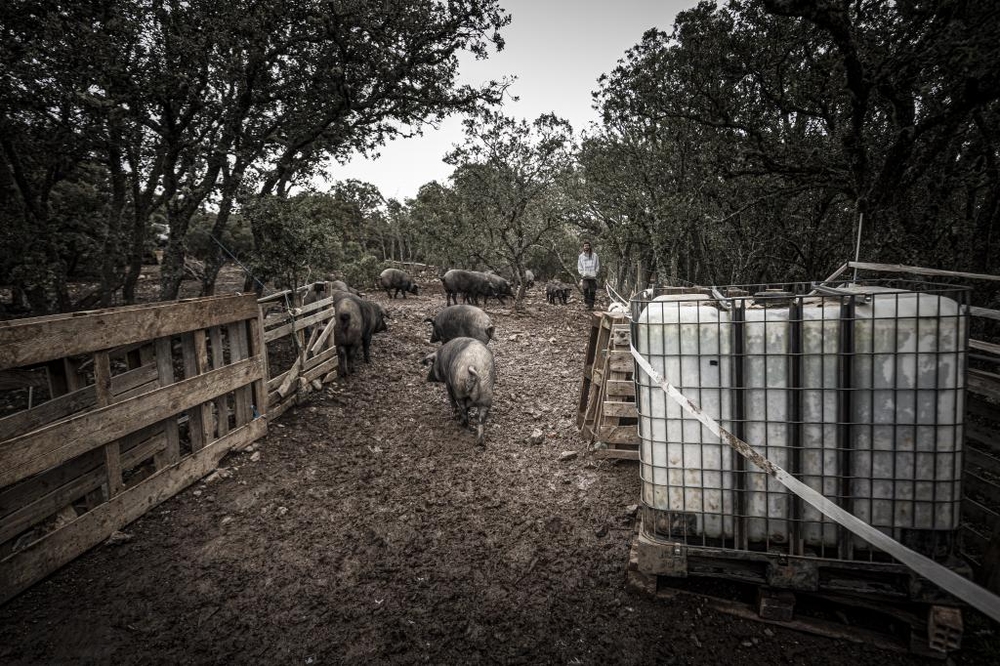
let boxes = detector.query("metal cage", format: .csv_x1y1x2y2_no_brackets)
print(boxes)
630,280,970,563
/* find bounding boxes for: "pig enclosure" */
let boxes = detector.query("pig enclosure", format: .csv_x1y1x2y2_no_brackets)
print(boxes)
0,270,997,664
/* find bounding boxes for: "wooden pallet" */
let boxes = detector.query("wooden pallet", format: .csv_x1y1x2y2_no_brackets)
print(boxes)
577,312,639,459
627,525,966,658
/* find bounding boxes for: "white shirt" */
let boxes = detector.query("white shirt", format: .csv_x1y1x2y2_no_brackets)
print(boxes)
578,251,600,278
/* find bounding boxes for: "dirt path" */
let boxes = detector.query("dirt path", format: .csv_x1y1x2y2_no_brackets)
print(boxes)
0,282,990,664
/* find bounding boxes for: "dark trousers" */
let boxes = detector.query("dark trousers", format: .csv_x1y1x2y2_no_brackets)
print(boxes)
582,278,597,308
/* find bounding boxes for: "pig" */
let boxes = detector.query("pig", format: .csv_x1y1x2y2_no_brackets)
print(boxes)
546,281,572,305
441,269,494,306
301,282,356,339
329,279,362,296
425,305,495,345
523,269,535,289
332,292,388,376
303,280,359,307
422,337,496,446
484,273,513,305
378,268,419,299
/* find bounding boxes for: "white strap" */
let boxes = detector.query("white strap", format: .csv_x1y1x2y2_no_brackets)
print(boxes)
630,344,1000,623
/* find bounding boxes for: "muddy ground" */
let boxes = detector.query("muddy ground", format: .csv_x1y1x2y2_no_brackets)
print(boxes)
0,273,996,664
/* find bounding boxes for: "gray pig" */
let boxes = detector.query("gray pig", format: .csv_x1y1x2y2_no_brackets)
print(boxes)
545,281,571,305
425,305,494,345
329,279,362,296
484,273,513,305
378,268,419,299
303,280,359,307
441,269,494,306
333,292,388,376
422,337,496,446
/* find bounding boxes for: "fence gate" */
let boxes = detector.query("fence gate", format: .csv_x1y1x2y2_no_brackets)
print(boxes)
0,294,268,604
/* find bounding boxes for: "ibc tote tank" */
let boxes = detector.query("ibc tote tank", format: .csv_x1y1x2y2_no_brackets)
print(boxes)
632,283,968,558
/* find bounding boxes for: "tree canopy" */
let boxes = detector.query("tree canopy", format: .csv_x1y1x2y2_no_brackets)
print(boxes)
1,0,510,310
3,0,999,314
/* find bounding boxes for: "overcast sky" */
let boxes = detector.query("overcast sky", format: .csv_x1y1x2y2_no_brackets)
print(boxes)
321,0,699,202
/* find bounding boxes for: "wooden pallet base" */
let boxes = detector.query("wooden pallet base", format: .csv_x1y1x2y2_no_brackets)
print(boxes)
627,530,963,658
578,312,639,460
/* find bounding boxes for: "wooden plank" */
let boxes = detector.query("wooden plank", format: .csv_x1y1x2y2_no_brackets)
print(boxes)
970,306,1000,323
63,358,86,392
302,358,338,384
121,431,167,473
0,418,266,605
960,525,988,556
229,322,253,428
823,262,850,283
847,261,1000,283
0,450,102,520
251,306,269,422
256,288,294,305
968,396,1000,422
93,352,123,499
0,363,157,442
292,295,335,318
263,308,335,343
44,360,68,398
209,327,230,438
310,313,339,353
266,394,300,420
304,324,321,358
966,471,1000,506
276,357,303,399
0,426,170,543
982,527,1000,594
303,345,339,374
608,350,634,373
181,332,213,451
267,369,290,393
963,497,1000,531
598,425,640,445
602,401,637,418
153,336,181,468
260,297,336,332
592,448,639,460
0,468,104,546
0,369,48,391
605,380,636,398
968,368,1000,403
0,294,259,370
110,378,160,403
971,339,1000,357
966,446,1000,478
966,422,998,452
0,357,263,489
576,380,592,429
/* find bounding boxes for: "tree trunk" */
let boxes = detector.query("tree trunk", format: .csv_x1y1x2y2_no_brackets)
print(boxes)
158,156,224,300
99,139,128,307
160,231,186,301
121,210,147,304
200,165,245,296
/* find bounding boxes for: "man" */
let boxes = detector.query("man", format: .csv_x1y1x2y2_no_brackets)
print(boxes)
577,240,600,311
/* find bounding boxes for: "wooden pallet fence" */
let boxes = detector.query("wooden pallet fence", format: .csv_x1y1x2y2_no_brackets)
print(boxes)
259,283,340,420
960,352,1000,593
0,294,267,604
577,311,640,460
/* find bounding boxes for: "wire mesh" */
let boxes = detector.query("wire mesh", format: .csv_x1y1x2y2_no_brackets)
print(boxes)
631,280,970,563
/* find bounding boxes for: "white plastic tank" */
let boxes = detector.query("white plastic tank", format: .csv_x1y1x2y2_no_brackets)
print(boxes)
634,286,967,548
